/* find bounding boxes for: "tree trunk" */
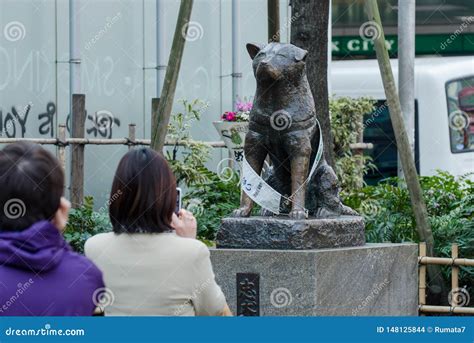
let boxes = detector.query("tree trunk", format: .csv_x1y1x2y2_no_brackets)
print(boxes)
364,0,445,296
268,0,280,42
290,0,335,168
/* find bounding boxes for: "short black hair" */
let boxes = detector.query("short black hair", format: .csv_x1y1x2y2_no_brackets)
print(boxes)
109,148,177,234
0,142,64,231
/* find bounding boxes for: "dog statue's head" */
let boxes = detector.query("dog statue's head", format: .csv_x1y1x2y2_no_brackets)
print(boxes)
246,42,308,82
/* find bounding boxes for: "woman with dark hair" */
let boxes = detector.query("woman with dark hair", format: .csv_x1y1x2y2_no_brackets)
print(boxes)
0,142,104,316
85,148,231,316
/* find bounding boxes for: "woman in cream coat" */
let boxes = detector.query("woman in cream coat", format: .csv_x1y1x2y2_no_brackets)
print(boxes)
85,148,231,316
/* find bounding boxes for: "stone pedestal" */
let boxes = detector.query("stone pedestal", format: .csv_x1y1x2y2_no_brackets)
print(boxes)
216,216,365,250
210,243,418,316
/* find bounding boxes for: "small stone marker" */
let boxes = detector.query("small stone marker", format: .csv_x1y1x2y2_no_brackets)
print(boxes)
236,273,260,316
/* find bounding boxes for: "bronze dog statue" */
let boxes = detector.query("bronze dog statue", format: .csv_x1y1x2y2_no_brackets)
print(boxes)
232,42,356,219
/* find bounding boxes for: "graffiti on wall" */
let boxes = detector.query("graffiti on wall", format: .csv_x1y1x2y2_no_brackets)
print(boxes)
0,102,121,139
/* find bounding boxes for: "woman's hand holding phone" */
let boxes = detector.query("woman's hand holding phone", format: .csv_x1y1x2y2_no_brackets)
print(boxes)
171,209,197,239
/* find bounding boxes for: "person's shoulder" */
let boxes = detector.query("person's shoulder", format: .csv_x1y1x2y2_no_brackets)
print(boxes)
165,234,210,258
61,249,104,286
84,232,115,258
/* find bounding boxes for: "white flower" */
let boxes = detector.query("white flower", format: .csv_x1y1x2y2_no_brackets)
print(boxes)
240,112,250,121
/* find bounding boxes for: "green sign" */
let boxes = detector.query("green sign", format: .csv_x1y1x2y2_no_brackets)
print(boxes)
332,34,474,57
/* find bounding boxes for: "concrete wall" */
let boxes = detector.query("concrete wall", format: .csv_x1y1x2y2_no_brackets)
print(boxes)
0,0,291,206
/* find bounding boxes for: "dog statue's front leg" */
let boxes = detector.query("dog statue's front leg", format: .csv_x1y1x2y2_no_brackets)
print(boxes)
232,131,267,217
289,154,309,219
232,189,254,217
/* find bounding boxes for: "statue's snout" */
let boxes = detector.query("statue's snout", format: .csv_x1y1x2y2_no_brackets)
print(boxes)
256,60,281,80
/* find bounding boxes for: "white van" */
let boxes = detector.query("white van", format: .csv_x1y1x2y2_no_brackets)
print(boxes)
331,56,474,183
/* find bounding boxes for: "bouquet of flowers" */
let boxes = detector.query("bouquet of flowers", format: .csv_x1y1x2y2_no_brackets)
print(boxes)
221,100,253,122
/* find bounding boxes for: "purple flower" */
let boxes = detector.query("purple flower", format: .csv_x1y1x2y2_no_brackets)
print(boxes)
236,101,253,112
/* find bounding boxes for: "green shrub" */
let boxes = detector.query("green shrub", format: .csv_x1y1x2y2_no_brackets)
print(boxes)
183,170,241,244
64,196,112,253
329,97,377,195
343,171,474,293
166,99,212,187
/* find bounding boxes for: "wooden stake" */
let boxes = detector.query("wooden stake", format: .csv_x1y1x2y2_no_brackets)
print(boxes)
128,123,136,151
364,0,444,293
70,94,86,208
57,124,66,173
151,0,194,152
151,97,160,147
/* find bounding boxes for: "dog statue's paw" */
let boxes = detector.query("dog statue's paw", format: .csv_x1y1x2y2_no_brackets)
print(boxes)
341,205,359,216
232,206,252,217
289,209,307,220
315,207,337,218
315,205,359,218
259,208,274,216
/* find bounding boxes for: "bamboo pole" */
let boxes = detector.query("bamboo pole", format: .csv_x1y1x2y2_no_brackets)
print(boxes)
0,136,371,151
0,138,59,144
419,256,474,267
451,244,459,307
419,243,427,309
268,0,280,42
0,137,226,147
128,123,136,151
364,0,444,293
419,305,474,315
151,0,194,152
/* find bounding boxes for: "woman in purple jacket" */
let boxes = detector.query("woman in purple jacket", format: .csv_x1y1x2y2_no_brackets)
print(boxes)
0,142,104,316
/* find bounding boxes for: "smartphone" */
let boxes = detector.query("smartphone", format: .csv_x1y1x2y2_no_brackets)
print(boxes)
175,187,182,214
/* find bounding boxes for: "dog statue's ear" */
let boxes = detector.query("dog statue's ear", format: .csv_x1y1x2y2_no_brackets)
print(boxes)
294,48,308,62
246,43,263,60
